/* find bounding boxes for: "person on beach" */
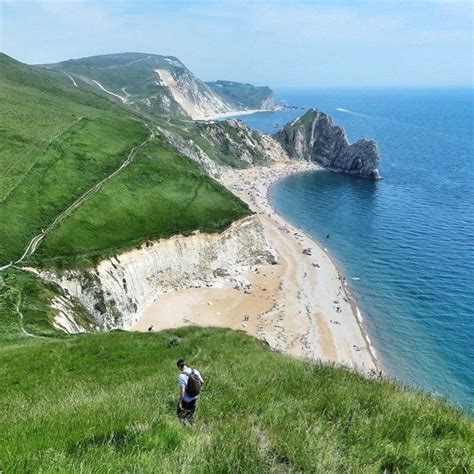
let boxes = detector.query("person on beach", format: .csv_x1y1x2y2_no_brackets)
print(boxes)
176,358,204,426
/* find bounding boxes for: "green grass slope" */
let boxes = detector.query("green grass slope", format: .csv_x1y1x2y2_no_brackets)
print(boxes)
31,135,250,269
0,54,249,269
0,326,472,472
0,53,149,265
42,53,200,120
0,268,95,341
43,53,185,96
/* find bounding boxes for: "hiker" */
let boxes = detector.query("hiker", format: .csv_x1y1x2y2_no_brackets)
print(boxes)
176,358,204,426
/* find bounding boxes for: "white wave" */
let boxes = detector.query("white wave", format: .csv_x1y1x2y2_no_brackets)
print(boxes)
336,107,372,118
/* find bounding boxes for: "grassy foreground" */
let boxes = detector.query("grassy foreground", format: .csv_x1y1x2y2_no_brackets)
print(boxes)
1,327,472,472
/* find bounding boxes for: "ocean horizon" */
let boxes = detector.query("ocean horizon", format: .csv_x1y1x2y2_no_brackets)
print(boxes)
232,86,474,411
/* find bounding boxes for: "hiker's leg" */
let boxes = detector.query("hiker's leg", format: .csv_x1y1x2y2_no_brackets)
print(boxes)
183,400,196,425
176,403,186,424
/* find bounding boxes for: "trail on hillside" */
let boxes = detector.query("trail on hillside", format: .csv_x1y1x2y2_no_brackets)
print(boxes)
92,55,153,70
15,294,45,339
64,72,78,87
0,125,154,272
92,80,128,103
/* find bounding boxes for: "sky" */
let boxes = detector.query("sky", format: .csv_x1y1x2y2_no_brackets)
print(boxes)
0,0,472,88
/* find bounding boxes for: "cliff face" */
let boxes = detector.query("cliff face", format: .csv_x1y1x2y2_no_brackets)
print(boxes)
156,125,222,178
154,67,233,119
41,53,278,120
40,216,278,330
199,119,288,166
275,108,381,179
158,117,288,171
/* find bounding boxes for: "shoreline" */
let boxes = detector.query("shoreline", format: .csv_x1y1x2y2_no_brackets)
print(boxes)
220,161,380,372
196,106,284,122
133,160,379,373
266,171,380,370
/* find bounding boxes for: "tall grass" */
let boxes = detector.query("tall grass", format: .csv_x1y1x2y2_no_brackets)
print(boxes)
1,327,472,472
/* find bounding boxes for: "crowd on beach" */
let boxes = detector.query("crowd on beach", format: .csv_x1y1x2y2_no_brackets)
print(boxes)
220,162,379,373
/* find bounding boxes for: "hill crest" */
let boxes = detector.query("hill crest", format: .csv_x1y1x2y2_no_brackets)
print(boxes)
40,52,277,120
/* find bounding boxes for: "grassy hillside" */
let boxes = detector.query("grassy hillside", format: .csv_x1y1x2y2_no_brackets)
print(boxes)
0,54,249,269
0,268,95,341
42,53,190,119
0,324,472,472
0,53,149,265
31,135,250,269
207,80,274,109
43,53,277,121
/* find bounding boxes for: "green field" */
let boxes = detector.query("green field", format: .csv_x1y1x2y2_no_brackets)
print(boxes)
0,54,249,269
0,54,149,266
32,136,250,269
0,319,472,472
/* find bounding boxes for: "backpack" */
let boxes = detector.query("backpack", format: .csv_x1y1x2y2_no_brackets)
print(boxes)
184,369,202,397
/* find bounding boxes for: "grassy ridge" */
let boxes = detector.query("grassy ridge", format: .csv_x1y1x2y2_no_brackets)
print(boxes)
0,327,472,472
32,136,251,269
44,53,185,96
44,53,195,120
1,54,249,268
0,54,149,265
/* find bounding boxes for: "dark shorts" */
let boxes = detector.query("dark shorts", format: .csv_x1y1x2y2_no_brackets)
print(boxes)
177,399,197,424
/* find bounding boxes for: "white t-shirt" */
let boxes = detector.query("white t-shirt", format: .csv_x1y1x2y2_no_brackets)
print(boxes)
178,366,203,402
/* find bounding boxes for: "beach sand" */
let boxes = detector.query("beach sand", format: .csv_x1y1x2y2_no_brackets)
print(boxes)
195,106,287,121
132,161,378,373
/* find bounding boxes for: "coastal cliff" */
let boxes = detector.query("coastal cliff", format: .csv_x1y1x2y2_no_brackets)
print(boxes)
275,108,381,179
39,216,277,330
42,53,279,120
157,117,288,171
157,107,381,179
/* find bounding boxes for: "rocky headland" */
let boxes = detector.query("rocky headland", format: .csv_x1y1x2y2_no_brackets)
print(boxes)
275,108,381,179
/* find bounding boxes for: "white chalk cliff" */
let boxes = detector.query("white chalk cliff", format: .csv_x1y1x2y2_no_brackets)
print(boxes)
40,216,277,330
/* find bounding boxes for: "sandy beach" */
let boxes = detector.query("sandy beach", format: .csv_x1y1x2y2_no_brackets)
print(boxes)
196,108,279,121
132,160,378,373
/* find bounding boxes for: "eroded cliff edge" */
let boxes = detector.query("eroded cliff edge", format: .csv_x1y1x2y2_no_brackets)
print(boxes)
35,109,381,332
274,108,381,179
40,216,277,330
160,108,381,179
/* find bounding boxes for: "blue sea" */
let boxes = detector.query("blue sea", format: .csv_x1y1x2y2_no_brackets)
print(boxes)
233,88,474,411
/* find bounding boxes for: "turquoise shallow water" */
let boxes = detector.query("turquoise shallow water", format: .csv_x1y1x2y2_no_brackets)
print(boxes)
233,88,474,411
